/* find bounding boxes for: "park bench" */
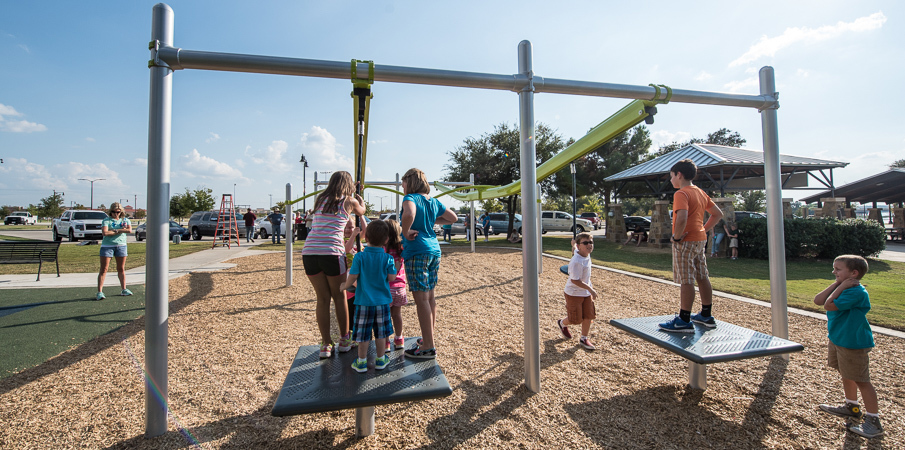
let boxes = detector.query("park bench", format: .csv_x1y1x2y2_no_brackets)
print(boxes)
0,240,62,281
272,337,452,437
609,316,804,390
887,227,903,241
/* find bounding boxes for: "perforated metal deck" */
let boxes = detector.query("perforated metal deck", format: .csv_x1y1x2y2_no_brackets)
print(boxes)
271,337,452,417
610,315,804,364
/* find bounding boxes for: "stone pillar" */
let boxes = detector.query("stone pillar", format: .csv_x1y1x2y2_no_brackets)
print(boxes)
782,198,793,219
712,197,735,256
867,208,882,223
818,197,846,219
842,208,856,219
893,208,905,228
649,200,672,248
606,204,626,243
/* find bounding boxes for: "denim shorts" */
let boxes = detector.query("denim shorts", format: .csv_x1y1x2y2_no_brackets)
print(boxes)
100,245,127,258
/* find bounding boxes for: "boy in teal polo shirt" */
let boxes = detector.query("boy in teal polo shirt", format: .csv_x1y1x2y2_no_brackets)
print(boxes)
341,220,397,373
814,255,883,439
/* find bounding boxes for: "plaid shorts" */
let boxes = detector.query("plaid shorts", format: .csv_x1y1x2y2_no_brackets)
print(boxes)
405,253,440,292
390,286,409,307
672,240,709,285
352,304,393,342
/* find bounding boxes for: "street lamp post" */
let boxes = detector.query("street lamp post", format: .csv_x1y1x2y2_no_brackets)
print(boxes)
300,155,309,212
570,163,577,241
377,195,388,213
78,178,105,210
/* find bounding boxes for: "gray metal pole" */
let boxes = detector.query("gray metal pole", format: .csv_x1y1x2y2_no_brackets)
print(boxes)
469,173,475,253
759,67,789,342
145,2,174,437
537,184,543,274
395,173,401,216
518,41,541,393
156,47,774,110
286,183,292,286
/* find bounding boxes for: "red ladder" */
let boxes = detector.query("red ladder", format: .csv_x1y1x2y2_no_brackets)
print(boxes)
212,194,240,248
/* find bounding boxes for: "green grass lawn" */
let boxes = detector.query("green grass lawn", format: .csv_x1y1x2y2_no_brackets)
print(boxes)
0,240,212,275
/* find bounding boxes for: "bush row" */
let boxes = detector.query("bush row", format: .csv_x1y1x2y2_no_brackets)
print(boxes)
737,217,887,260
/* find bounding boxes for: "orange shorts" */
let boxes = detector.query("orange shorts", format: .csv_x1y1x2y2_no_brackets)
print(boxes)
564,293,596,324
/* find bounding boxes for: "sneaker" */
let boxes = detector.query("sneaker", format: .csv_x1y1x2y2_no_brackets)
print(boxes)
121,288,133,296
404,347,436,359
394,336,405,350
848,415,884,439
351,358,368,373
659,316,694,333
690,313,716,328
819,402,864,421
557,319,572,339
319,342,333,359
337,334,354,353
579,337,596,350
385,339,392,353
95,292,106,301
375,354,390,370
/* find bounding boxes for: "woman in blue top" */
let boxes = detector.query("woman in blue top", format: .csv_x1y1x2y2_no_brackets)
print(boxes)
399,168,457,359
97,202,132,300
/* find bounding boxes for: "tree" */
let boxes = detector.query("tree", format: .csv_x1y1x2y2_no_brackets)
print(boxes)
891,159,905,169
36,192,65,219
169,186,216,220
133,209,147,219
0,205,11,218
479,199,504,214
646,127,746,161
445,122,567,236
735,190,766,212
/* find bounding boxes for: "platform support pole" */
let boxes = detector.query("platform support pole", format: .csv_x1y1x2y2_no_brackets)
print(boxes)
355,406,375,437
688,362,707,390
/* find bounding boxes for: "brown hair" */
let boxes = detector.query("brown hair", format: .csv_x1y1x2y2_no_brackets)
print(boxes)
384,219,403,253
365,218,390,247
574,232,593,244
402,168,430,195
108,202,123,216
670,159,697,181
835,254,869,279
314,171,354,215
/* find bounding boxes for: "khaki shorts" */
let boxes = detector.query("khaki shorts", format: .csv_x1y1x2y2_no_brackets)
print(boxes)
564,293,596,324
828,341,871,383
672,240,709,285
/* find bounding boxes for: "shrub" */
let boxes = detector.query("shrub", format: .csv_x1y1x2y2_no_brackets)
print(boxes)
737,217,886,260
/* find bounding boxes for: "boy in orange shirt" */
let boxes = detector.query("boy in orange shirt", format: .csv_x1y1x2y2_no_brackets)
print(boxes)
659,159,724,332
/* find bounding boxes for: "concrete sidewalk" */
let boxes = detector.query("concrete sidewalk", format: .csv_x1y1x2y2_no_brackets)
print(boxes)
0,244,280,289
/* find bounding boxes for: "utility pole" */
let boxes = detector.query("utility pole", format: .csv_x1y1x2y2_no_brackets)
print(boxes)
78,178,105,210
300,154,309,213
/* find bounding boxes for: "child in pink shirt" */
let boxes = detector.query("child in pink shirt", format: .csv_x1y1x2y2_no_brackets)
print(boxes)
385,219,409,350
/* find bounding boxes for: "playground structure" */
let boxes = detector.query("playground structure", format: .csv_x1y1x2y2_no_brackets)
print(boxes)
145,3,785,438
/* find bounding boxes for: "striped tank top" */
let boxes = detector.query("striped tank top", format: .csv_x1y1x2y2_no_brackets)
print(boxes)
301,197,349,256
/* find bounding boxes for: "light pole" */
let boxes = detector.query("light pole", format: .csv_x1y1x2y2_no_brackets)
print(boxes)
78,178,105,210
269,194,273,209
570,163,577,240
377,195,388,213
300,154,309,212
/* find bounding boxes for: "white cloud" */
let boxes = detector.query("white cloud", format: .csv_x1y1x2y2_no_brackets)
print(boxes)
694,71,713,82
118,158,148,167
0,157,58,193
723,77,759,93
729,12,887,67
0,104,22,117
300,126,353,172
245,140,293,172
178,149,248,182
205,132,220,143
0,103,47,133
650,130,692,149
18,44,30,53
85,137,96,142
796,68,810,78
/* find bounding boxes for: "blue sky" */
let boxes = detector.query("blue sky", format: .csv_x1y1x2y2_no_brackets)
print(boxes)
1,1,902,211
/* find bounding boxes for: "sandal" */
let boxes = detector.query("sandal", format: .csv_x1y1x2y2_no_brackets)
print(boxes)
404,347,436,359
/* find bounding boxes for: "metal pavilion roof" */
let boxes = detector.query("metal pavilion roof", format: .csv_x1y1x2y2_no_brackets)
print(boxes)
603,144,849,198
799,168,905,204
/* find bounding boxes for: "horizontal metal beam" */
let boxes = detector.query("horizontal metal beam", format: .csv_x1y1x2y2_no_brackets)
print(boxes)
156,46,775,110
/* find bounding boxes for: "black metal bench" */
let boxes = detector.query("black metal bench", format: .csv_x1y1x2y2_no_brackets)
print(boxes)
0,240,61,281
272,337,452,436
610,315,804,390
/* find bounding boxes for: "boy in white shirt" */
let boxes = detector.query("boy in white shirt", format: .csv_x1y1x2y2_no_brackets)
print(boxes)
556,233,599,350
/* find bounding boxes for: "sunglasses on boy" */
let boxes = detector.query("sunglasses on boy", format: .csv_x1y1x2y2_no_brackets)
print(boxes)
580,240,594,245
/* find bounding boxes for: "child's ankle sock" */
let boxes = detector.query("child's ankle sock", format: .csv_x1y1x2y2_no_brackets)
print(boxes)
701,304,712,318
679,309,691,323
865,412,879,418
845,398,859,406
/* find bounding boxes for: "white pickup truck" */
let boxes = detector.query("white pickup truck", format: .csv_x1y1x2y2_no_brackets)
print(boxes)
4,211,37,225
52,210,108,242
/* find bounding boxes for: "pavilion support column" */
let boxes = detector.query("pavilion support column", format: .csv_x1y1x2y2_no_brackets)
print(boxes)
606,204,626,243
649,200,671,248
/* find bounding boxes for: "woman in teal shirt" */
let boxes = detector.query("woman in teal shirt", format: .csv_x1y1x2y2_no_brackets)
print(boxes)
97,202,133,300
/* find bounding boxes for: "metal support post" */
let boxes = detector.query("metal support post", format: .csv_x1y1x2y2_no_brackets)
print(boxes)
518,40,541,393
688,362,707,390
469,173,475,252
286,183,293,286
759,67,789,349
145,2,174,437
355,406,375,437
395,173,401,216
537,184,543,274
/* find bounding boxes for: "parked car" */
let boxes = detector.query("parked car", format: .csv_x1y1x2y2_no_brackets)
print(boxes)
541,211,593,233
623,216,651,232
450,215,488,236
255,214,288,239
579,212,601,230
4,211,37,225
187,211,247,240
135,221,190,241
735,211,766,221
486,213,524,235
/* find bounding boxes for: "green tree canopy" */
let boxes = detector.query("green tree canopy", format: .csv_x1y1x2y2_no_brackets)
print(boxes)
169,186,216,220
735,190,766,212
890,159,905,169
647,127,746,161
36,192,65,219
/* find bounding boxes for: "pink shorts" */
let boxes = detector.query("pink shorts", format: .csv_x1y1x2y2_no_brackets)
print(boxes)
390,286,408,307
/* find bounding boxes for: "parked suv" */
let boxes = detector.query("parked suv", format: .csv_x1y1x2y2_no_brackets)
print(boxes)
187,211,247,240
579,212,601,230
4,211,37,225
450,215,487,236
541,211,593,233
486,213,523,235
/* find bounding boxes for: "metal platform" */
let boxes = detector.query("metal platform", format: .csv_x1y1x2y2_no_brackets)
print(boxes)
272,337,452,435
609,315,804,389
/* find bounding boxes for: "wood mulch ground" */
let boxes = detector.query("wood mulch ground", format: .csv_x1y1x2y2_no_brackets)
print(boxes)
0,247,901,449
